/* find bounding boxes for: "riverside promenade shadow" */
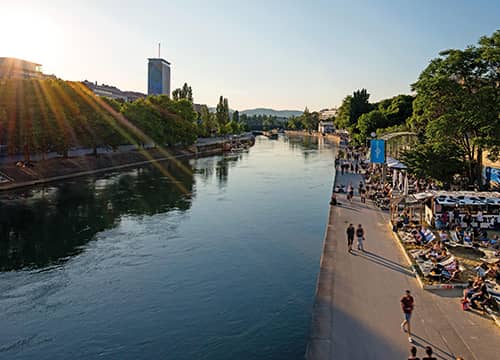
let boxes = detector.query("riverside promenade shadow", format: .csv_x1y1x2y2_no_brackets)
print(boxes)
353,250,415,277
411,334,455,360
307,300,408,359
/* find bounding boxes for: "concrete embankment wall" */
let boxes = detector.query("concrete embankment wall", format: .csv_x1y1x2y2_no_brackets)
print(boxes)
0,136,255,191
305,166,337,359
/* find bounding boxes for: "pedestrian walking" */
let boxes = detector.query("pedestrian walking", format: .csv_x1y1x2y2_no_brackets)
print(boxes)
348,183,354,202
356,224,365,251
422,346,437,360
408,346,419,360
346,224,355,252
360,188,366,203
401,290,415,343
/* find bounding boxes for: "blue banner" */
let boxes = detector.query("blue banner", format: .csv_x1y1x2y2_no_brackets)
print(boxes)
370,139,385,163
488,167,500,190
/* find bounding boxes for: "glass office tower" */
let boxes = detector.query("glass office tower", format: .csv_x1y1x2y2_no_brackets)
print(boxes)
147,58,171,96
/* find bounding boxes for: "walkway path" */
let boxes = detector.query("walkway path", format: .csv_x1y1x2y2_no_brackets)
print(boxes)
307,171,500,359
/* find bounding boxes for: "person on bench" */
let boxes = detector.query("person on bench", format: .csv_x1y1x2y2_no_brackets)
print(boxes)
470,282,489,309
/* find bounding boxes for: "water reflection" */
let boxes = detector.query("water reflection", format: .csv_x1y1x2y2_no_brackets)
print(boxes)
0,160,195,271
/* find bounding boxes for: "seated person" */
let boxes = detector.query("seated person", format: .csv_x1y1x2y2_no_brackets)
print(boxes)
463,280,476,301
447,259,461,281
435,216,443,230
429,263,453,280
490,235,499,249
402,212,409,223
412,229,423,245
470,282,489,308
463,231,472,244
438,230,448,243
474,263,490,278
435,249,449,262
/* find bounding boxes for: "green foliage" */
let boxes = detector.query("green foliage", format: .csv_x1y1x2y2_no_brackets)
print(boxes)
0,79,198,161
356,110,388,141
410,30,500,184
239,113,284,130
334,89,374,131
334,95,352,129
286,116,302,130
198,105,217,137
172,83,193,102
215,96,230,132
402,142,464,183
232,110,240,123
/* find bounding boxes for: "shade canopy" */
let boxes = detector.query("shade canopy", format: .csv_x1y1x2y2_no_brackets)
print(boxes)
386,157,407,169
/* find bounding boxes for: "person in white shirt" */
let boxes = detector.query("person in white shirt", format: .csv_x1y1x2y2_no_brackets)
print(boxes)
476,211,484,224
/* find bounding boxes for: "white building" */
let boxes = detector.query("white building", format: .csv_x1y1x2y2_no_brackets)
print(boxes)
82,80,146,102
318,121,334,134
319,108,338,120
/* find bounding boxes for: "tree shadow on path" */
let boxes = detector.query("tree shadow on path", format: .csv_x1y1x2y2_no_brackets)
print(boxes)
354,250,415,277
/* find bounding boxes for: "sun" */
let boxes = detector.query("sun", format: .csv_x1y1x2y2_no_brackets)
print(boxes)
0,8,62,74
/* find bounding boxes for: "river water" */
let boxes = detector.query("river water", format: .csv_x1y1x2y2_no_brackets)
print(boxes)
0,135,336,360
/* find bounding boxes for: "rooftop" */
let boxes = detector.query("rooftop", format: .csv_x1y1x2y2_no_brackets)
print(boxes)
148,58,171,65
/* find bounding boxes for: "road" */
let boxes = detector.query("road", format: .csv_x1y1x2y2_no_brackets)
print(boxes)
307,172,500,359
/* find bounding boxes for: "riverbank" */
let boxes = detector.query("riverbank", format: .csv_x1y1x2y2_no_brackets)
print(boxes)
284,130,340,145
306,171,500,359
0,135,255,191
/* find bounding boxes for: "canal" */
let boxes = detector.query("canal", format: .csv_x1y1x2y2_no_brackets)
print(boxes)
0,135,336,360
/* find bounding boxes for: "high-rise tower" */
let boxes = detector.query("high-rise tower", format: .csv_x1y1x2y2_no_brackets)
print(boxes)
147,57,171,96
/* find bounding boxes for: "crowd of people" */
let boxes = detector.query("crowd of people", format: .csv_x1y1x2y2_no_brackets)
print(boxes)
330,149,480,360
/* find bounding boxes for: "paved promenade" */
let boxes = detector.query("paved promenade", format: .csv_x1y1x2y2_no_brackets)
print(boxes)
307,172,500,359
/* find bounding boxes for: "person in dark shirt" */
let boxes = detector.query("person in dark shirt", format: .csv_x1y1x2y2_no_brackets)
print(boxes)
346,224,355,252
400,290,415,343
422,346,437,360
408,345,419,360
356,224,365,251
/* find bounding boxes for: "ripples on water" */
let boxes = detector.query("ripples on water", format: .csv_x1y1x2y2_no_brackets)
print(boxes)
0,136,336,360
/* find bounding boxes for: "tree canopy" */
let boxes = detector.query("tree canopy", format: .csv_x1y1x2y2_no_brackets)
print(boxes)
408,30,500,184
0,79,199,161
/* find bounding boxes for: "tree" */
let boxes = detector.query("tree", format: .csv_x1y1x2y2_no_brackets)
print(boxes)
198,105,217,137
215,96,230,134
232,110,239,123
356,110,388,142
335,95,352,129
334,89,373,130
376,94,414,127
172,83,193,102
402,142,464,184
350,89,373,125
410,30,500,185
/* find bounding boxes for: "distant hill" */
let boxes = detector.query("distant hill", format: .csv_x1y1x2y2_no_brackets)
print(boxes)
207,107,303,118
240,108,302,118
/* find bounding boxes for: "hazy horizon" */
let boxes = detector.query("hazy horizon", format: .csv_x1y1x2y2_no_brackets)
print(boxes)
1,0,499,110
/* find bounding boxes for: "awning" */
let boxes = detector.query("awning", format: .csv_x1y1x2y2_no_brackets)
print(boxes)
386,157,407,169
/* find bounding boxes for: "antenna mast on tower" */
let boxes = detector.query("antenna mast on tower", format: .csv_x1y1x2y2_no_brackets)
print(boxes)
158,43,161,58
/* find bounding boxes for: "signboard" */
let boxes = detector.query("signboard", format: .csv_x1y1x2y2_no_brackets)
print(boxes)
485,166,500,190
370,139,385,163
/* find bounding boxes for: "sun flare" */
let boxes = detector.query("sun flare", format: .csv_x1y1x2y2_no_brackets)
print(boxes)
0,9,62,74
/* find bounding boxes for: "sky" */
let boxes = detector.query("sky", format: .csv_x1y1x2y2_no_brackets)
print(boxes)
1,0,499,111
